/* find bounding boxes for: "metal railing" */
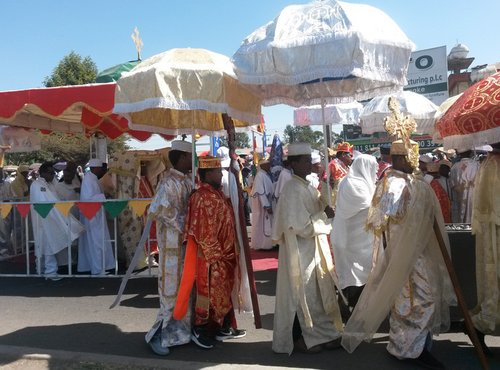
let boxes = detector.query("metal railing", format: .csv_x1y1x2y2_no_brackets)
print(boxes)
0,199,157,278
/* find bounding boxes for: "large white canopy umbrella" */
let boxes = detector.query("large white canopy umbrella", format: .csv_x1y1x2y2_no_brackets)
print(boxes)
113,48,262,136
294,101,363,126
232,0,414,107
359,90,439,135
232,0,414,203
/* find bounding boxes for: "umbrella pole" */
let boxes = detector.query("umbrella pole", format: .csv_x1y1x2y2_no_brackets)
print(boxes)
222,114,262,329
432,218,489,369
321,96,333,207
191,128,196,185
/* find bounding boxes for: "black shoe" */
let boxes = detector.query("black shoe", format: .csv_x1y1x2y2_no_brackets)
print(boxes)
215,327,247,341
191,326,214,349
410,349,445,370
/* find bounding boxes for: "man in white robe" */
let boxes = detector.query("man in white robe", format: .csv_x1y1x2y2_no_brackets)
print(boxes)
77,158,115,275
272,143,343,355
273,156,292,203
30,162,84,280
250,159,274,250
145,140,193,356
469,142,500,355
342,139,455,370
216,146,253,316
450,150,480,223
331,154,378,318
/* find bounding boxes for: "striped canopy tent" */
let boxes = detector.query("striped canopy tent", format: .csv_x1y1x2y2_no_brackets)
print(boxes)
0,83,174,141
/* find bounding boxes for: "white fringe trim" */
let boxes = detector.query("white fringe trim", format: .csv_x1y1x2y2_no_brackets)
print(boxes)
442,127,500,151
114,98,261,125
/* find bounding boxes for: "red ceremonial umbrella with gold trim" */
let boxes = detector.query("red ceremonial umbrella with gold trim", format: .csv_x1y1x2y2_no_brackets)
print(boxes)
436,71,500,151
0,83,174,141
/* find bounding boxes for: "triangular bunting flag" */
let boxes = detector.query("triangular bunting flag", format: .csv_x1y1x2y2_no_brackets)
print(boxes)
129,199,151,217
54,202,75,217
33,203,55,218
76,202,102,220
0,203,12,219
103,200,128,218
15,203,31,218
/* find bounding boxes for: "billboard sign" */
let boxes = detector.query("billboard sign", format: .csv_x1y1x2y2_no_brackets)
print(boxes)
404,46,449,105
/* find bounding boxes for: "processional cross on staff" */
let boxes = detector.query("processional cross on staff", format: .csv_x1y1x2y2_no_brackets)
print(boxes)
131,27,143,61
383,96,419,168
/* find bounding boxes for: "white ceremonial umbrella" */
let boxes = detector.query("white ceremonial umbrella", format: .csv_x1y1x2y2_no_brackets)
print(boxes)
294,101,363,127
359,90,439,135
232,0,414,203
232,0,414,107
113,48,262,137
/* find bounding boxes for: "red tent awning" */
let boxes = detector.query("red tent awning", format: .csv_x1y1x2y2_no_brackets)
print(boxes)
0,83,174,141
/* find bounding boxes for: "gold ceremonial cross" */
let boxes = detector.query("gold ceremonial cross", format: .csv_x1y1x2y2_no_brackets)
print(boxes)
131,27,143,61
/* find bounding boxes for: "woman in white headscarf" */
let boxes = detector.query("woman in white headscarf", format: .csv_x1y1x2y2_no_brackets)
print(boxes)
331,154,378,317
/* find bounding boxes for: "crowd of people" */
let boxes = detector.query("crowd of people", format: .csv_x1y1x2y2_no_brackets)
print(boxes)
0,123,498,369
0,159,116,279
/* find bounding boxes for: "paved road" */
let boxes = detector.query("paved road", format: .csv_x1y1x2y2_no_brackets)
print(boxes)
0,268,499,369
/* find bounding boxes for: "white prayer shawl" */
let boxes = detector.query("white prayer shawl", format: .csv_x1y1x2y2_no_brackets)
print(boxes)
274,167,292,201
272,175,343,354
77,171,116,275
221,168,253,313
30,178,84,257
331,154,378,289
250,169,274,250
342,170,455,353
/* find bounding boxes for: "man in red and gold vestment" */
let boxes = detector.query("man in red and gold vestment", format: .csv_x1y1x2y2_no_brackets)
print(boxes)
323,142,353,205
180,156,243,349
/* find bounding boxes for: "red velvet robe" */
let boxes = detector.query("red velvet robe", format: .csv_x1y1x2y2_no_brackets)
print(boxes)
184,183,238,326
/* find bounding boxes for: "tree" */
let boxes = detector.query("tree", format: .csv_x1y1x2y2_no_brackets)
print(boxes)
6,52,128,166
282,125,324,150
220,132,251,148
43,51,98,87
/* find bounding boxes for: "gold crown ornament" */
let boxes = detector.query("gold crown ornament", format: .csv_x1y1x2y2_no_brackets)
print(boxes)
384,97,419,170
198,156,222,169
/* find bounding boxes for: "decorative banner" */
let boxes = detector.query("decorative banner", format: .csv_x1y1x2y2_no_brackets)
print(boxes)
15,203,30,218
128,199,151,217
33,203,54,218
54,202,75,217
0,203,12,218
103,200,128,218
76,202,102,220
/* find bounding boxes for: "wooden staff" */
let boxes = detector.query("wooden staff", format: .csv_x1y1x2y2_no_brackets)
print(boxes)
433,218,489,370
222,114,262,329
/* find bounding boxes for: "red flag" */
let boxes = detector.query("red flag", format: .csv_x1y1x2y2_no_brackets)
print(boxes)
76,202,102,220
15,203,31,218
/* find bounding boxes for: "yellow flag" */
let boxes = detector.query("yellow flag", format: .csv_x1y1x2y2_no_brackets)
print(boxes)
54,202,75,217
0,203,12,219
129,200,151,217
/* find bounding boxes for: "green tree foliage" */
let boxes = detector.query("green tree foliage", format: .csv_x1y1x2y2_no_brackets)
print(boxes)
283,125,324,150
220,132,251,148
43,51,98,87
6,52,128,166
